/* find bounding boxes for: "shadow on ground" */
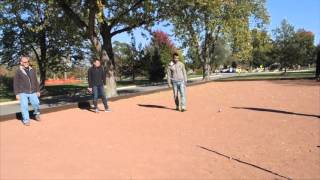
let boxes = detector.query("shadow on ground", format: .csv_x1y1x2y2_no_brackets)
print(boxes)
40,95,92,107
118,89,140,95
232,107,320,119
197,145,292,180
14,111,38,121
138,104,177,111
78,101,98,112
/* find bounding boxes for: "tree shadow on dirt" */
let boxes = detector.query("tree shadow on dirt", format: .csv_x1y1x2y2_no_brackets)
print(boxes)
197,145,292,180
137,104,177,111
232,107,320,119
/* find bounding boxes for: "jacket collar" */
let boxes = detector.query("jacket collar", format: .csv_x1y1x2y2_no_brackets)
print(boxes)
19,66,32,76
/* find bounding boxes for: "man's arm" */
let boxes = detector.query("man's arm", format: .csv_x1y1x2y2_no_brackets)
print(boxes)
167,66,172,87
13,70,19,99
182,63,187,85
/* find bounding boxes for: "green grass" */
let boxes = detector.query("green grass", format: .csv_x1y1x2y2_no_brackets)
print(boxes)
45,84,88,96
0,85,15,102
219,71,316,81
117,79,152,87
0,80,162,102
0,83,89,103
188,74,203,79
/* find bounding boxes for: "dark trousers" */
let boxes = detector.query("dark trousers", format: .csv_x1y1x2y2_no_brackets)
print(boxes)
92,85,108,109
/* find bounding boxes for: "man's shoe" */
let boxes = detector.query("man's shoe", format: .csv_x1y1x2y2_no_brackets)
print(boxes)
35,114,41,121
175,107,179,111
23,122,30,126
104,109,111,112
181,109,186,112
95,108,99,113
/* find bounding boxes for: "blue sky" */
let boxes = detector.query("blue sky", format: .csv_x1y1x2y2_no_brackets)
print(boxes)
267,0,320,44
113,0,320,46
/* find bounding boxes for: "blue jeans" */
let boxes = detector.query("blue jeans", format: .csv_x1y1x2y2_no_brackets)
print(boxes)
92,85,109,109
172,80,186,109
19,93,40,123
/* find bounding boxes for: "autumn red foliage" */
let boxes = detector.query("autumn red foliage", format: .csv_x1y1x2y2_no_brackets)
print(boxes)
153,30,175,50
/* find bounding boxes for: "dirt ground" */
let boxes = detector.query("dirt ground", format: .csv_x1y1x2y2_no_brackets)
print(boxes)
1,80,319,179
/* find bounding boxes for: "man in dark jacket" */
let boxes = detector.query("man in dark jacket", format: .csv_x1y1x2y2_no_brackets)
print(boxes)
13,56,41,126
87,59,110,113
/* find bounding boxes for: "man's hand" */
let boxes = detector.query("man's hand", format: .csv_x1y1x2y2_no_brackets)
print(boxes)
87,88,92,92
16,95,19,100
168,84,172,88
36,92,40,97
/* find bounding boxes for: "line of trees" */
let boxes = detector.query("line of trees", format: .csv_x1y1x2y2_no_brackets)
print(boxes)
272,20,316,72
185,19,318,73
252,20,317,72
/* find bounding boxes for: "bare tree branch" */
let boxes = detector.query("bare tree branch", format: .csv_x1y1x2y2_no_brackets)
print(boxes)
88,1,98,37
111,17,153,37
109,0,144,27
56,0,88,29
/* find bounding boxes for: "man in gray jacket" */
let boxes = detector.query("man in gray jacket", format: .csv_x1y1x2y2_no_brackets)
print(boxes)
167,52,188,112
13,56,41,126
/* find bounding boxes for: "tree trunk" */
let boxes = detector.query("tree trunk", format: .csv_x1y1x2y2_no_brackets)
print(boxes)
132,72,135,82
31,45,46,92
104,65,117,97
201,22,215,81
203,60,211,81
201,43,211,80
38,30,47,92
206,26,220,80
39,68,46,91
101,35,118,97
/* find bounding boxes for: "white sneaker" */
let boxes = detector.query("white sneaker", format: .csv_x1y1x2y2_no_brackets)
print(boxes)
104,109,111,112
95,109,99,113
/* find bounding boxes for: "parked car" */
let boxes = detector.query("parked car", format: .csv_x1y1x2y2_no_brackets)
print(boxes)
220,68,236,73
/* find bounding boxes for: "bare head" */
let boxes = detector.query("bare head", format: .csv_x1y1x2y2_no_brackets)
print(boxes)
173,52,179,63
93,59,101,67
20,56,30,68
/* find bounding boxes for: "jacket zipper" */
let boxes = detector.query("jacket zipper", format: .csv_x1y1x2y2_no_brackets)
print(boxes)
24,70,32,93
27,76,32,93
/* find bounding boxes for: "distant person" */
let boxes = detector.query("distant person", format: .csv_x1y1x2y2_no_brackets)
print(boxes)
13,56,41,126
87,59,110,113
167,52,188,112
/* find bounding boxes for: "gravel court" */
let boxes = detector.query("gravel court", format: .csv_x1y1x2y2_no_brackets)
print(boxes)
1,80,319,179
